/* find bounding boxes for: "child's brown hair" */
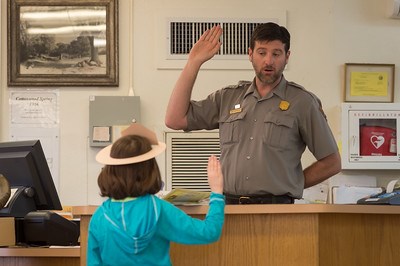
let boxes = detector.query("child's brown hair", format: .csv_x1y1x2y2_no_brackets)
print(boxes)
97,135,163,199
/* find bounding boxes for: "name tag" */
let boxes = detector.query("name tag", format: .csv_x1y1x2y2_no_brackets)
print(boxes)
230,108,242,114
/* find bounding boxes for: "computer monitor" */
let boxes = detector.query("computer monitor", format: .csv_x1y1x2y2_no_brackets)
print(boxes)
0,140,62,217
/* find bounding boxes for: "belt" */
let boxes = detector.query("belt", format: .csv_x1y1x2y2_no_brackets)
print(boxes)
224,193,294,204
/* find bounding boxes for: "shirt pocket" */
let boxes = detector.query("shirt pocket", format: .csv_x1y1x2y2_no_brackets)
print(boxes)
219,111,247,145
263,113,295,149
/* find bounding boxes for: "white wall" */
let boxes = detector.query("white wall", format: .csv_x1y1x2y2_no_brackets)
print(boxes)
1,0,400,206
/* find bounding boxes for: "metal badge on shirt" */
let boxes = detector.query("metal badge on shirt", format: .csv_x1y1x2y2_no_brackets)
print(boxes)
230,104,242,114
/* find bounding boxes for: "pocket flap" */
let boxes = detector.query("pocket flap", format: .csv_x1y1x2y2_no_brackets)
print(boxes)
264,113,294,128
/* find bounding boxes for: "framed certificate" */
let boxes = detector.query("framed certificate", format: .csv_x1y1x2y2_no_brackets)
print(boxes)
344,63,395,102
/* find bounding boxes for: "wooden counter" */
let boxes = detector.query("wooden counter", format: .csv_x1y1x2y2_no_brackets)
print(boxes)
0,247,80,266
72,204,400,266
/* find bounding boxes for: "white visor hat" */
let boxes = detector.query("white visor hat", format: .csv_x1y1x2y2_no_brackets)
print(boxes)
96,123,166,165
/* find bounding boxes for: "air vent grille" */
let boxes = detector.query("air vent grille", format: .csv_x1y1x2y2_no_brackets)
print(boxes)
158,10,286,69
169,21,263,58
165,131,220,191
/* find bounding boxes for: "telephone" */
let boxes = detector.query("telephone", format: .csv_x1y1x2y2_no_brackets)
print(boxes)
357,189,400,205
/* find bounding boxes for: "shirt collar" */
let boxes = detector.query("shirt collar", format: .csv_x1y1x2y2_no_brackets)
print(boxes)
273,76,287,99
245,75,287,100
111,197,137,202
244,78,257,98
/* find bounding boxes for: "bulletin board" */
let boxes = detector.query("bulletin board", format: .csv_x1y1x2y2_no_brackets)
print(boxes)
9,90,60,190
89,96,141,147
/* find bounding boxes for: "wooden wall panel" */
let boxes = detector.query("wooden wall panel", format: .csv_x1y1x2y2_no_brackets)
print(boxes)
170,213,319,266
319,213,400,266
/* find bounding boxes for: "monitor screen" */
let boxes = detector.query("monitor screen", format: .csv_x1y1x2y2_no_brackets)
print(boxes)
0,140,62,217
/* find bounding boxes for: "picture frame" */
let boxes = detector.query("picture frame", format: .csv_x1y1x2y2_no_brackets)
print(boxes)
7,0,119,87
344,63,395,102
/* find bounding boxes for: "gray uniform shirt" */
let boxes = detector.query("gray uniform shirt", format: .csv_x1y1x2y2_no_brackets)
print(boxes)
186,76,338,198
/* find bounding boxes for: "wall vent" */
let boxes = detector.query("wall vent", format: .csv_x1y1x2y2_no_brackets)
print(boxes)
165,131,220,191
168,20,263,60
156,9,286,69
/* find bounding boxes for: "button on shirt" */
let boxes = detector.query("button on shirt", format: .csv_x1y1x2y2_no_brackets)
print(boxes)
186,76,338,198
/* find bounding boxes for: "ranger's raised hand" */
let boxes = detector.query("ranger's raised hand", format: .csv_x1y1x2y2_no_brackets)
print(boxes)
188,25,223,66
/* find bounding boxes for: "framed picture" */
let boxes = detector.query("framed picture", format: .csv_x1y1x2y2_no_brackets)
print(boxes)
344,63,395,102
7,0,118,87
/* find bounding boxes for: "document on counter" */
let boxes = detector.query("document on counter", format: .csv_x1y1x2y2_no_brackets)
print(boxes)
332,186,383,204
161,189,210,206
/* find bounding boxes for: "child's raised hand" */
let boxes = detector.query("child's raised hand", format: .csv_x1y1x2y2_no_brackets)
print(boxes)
207,155,223,194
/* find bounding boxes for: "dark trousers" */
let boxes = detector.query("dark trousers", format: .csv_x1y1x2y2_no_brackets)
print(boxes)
224,193,294,204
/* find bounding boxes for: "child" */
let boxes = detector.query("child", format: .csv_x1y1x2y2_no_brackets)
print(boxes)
87,123,225,266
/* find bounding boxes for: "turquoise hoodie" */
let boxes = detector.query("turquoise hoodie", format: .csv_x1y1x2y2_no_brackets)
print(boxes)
87,192,225,266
